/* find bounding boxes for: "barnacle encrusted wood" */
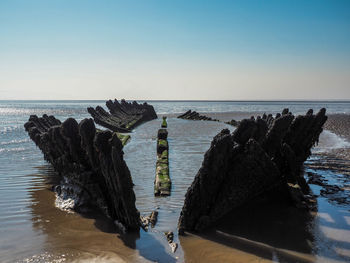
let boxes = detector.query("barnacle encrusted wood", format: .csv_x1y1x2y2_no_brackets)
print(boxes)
177,110,219,121
24,114,140,231
88,99,157,132
154,128,171,196
178,108,327,234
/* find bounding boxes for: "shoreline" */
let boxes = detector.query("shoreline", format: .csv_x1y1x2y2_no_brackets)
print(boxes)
324,114,350,140
322,114,350,161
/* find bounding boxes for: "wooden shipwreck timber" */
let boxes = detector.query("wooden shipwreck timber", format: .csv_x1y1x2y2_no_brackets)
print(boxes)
88,99,157,132
178,108,327,234
24,114,141,231
161,116,168,128
177,110,219,121
154,117,171,196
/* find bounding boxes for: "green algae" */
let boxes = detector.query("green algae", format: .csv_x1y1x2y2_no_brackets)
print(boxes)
161,116,167,128
126,119,138,130
116,133,131,146
158,139,168,148
154,127,171,196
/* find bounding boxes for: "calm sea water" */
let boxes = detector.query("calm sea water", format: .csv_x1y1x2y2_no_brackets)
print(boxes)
0,100,350,263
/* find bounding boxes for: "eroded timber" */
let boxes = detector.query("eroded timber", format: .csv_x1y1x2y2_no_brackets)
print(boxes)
24,114,140,231
154,123,171,196
88,99,157,133
177,110,219,121
178,108,327,234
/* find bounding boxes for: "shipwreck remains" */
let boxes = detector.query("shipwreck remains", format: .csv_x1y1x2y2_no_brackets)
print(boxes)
177,110,218,121
140,210,158,230
225,119,240,127
154,120,171,196
88,99,157,132
24,114,140,231
116,133,131,146
164,231,178,253
178,108,327,234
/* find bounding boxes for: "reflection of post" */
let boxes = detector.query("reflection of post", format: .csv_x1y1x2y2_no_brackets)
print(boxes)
154,118,171,196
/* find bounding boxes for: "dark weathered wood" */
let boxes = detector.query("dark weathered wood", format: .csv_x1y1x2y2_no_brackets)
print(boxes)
24,115,140,231
161,116,167,128
178,108,327,234
88,99,157,132
177,110,218,121
154,127,171,196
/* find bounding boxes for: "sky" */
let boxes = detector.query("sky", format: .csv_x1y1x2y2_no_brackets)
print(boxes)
0,0,349,100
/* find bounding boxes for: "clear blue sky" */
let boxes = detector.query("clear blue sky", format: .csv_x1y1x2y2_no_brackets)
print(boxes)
0,0,349,100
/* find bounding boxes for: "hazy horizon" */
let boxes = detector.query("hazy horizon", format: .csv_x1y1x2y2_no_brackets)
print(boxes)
1,0,349,100
1,99,350,102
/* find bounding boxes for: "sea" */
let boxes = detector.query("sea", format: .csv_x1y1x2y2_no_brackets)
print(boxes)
0,100,350,263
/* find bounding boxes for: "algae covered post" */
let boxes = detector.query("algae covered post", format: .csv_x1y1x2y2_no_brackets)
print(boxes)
116,133,131,146
161,116,167,128
154,117,171,196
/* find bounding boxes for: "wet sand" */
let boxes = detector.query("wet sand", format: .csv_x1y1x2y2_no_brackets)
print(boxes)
1,167,152,263
182,196,317,263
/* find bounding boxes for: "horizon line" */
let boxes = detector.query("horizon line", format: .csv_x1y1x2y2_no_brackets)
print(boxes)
1,99,350,103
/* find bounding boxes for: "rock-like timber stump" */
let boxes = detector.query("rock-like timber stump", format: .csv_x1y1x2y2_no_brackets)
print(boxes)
161,116,167,128
88,99,157,132
24,114,140,231
178,108,327,234
177,110,218,121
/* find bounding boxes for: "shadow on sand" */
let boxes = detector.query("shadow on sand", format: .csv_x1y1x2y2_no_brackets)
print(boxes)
181,189,350,263
28,165,176,263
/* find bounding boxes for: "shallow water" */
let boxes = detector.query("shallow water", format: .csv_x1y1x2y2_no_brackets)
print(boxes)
1,100,350,262
313,130,350,154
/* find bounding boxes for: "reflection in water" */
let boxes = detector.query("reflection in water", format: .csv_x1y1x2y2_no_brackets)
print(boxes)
311,186,350,263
